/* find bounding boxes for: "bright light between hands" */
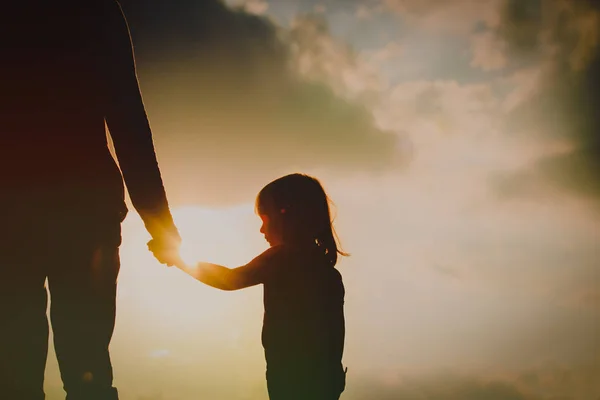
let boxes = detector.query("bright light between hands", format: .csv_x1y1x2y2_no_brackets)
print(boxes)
170,204,267,269
179,238,203,267
117,204,266,335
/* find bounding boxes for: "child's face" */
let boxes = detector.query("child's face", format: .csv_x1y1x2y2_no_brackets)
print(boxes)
259,214,283,247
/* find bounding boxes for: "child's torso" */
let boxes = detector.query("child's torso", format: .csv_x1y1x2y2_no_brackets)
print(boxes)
261,245,345,373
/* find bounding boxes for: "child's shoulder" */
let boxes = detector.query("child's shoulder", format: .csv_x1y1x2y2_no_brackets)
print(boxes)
261,244,288,256
254,244,290,264
255,244,310,268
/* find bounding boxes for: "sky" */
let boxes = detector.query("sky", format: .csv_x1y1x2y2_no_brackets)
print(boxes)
42,0,600,399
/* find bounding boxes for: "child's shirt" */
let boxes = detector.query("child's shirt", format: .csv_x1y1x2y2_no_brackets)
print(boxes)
241,244,345,376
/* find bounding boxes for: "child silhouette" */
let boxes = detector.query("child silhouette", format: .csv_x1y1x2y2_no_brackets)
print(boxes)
150,173,347,400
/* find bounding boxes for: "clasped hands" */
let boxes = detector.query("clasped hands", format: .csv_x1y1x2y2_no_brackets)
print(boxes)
147,234,186,268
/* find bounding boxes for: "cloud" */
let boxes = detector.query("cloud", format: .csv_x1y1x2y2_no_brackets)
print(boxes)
379,0,502,34
288,14,387,103
490,0,600,203
313,4,327,14
361,41,404,66
369,77,562,202
236,0,269,15
378,80,501,145
116,0,402,206
470,31,509,71
355,4,376,20
369,0,513,76
499,68,544,113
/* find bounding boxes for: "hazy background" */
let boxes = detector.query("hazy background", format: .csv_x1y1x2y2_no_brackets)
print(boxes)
44,0,599,398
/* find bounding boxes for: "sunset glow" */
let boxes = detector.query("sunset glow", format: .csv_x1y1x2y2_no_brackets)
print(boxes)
36,0,600,399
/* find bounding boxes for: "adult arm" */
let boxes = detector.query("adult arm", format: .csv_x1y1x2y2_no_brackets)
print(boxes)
102,0,179,243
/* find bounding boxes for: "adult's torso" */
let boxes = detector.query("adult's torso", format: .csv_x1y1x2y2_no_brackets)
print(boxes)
1,1,125,214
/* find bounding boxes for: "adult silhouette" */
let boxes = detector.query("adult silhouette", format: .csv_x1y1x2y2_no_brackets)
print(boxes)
0,1,180,399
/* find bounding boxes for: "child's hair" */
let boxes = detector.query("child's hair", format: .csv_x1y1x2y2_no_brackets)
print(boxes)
255,173,348,266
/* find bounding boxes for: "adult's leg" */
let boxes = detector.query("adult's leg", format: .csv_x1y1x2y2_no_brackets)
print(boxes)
0,210,50,400
47,213,122,400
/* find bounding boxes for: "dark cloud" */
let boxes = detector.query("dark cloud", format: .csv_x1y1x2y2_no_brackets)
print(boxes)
497,0,543,53
116,0,401,206
493,0,600,202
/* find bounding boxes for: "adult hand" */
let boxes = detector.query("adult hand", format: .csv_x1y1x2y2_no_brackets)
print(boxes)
147,233,182,267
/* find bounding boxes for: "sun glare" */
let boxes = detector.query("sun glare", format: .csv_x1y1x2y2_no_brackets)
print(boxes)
172,205,266,267
117,204,268,328
95,205,271,390
177,219,208,267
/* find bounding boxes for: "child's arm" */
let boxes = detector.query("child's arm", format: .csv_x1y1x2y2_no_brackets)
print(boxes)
175,246,280,291
175,262,257,291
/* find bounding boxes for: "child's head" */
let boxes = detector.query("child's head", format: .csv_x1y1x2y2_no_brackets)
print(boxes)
255,173,347,266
